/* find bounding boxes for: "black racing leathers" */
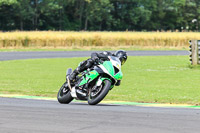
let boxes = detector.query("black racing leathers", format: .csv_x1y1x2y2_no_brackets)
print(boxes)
91,51,113,61
77,51,113,73
69,51,121,86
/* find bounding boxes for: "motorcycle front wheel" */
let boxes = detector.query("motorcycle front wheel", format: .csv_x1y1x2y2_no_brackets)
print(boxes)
57,82,74,104
88,80,111,105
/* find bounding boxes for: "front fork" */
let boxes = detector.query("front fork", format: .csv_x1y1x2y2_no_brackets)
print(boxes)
91,77,112,92
66,68,73,91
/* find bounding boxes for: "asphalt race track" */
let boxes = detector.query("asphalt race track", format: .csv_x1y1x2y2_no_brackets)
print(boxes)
0,97,200,133
0,50,189,61
1,50,199,133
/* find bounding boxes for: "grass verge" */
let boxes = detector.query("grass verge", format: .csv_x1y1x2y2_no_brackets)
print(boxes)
0,56,200,104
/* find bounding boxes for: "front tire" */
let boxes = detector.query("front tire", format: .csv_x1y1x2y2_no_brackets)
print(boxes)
88,80,111,105
57,82,74,104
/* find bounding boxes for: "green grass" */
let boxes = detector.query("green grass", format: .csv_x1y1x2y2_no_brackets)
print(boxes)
0,56,200,104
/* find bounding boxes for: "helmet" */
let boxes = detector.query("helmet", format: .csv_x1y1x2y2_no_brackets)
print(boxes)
114,50,127,65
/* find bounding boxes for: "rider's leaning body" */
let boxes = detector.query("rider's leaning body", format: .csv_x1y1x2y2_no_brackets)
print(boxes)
67,50,128,90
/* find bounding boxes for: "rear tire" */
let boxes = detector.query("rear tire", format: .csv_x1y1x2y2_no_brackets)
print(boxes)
88,80,111,105
57,82,73,104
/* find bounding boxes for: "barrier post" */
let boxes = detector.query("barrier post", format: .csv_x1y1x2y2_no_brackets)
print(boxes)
189,40,198,65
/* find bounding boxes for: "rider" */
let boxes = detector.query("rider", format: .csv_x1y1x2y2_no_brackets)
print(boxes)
67,50,128,86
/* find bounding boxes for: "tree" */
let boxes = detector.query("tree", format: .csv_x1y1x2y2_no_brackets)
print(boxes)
110,0,152,31
0,0,18,30
0,0,200,31
15,0,34,30
83,0,113,30
183,0,200,31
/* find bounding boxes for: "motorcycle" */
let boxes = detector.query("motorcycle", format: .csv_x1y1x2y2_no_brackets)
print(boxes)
57,56,123,105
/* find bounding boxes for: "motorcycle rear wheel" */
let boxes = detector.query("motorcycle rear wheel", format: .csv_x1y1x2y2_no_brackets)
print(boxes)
57,82,74,104
88,80,111,105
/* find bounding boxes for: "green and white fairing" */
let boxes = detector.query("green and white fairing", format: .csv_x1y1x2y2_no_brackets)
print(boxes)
78,56,123,87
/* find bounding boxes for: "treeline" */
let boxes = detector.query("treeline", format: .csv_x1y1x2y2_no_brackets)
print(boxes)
0,0,200,31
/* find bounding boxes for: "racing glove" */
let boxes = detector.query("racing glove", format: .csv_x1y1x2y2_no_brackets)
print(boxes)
91,56,99,62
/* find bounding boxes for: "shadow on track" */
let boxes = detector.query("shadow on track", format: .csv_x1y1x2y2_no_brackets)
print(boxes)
70,102,121,106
